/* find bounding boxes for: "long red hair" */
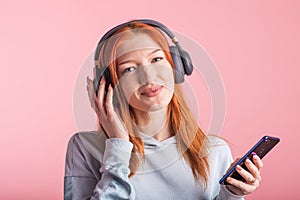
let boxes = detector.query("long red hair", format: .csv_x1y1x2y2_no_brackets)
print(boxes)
97,21,210,186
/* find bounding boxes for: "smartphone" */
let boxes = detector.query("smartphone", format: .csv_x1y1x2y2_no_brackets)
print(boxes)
219,135,280,185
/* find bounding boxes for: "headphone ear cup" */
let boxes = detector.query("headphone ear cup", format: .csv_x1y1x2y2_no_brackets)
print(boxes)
179,50,193,75
169,46,185,83
93,66,102,96
93,66,111,97
94,66,120,109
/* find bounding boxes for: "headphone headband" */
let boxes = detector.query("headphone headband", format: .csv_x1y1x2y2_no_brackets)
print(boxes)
94,19,181,63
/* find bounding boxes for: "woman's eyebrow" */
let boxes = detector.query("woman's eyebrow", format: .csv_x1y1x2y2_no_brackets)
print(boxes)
117,59,135,66
117,49,163,66
146,49,163,56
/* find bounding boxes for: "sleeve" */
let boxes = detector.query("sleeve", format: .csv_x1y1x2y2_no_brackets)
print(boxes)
214,185,244,200
64,133,136,200
207,136,245,200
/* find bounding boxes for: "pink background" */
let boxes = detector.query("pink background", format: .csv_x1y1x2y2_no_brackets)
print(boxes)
0,0,298,199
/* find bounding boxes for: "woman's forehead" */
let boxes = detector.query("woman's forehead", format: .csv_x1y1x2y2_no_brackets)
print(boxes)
116,33,162,58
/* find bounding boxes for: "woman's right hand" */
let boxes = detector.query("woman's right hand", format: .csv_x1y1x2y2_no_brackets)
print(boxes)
87,76,129,141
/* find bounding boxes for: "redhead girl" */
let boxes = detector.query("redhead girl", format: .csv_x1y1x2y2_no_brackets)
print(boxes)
64,20,263,200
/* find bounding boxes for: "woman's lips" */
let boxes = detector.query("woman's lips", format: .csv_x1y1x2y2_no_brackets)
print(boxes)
141,85,163,97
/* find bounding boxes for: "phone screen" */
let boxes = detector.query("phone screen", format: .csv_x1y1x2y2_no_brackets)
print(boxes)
219,135,280,185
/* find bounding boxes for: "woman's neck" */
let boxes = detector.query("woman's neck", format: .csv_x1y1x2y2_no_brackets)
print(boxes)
134,108,172,142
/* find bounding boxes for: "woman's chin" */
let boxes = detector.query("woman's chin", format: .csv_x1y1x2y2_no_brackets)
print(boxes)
148,104,166,111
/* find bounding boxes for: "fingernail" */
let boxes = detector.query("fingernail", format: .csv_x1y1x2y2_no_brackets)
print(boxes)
227,177,232,182
246,159,251,164
251,152,256,157
236,165,242,171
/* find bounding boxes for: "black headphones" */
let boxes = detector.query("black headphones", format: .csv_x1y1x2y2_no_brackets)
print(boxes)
93,19,194,96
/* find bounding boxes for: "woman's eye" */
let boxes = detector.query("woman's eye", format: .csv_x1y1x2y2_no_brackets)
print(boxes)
151,57,163,63
122,67,136,75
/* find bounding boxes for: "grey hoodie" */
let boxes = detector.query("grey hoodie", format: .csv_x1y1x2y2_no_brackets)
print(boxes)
64,131,244,200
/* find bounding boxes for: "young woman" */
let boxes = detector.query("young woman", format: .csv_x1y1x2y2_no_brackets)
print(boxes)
64,20,263,200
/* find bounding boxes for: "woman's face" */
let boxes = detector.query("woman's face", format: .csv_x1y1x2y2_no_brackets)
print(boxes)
115,33,174,112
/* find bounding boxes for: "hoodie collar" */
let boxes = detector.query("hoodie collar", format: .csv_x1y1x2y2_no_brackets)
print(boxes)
140,132,177,149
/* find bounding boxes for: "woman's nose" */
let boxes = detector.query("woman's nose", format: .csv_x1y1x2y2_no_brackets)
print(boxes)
138,64,156,84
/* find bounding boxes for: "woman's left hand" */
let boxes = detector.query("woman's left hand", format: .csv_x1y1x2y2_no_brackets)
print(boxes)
226,155,263,196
